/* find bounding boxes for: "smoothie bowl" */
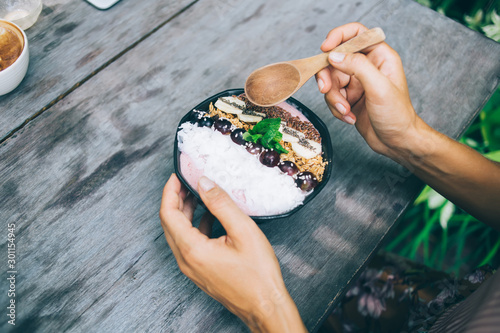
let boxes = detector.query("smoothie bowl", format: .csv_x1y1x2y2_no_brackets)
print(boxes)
174,89,332,221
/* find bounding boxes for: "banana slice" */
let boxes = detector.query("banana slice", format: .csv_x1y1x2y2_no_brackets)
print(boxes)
238,113,263,123
238,109,265,123
215,97,245,115
292,139,322,159
279,124,305,143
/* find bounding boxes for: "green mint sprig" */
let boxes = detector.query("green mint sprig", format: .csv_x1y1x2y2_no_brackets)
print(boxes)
242,118,289,154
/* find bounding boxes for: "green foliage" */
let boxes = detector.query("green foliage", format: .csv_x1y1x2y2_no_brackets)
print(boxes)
415,0,500,41
479,91,500,150
387,0,500,276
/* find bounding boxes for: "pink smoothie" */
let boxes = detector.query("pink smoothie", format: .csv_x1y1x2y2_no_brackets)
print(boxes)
276,101,310,122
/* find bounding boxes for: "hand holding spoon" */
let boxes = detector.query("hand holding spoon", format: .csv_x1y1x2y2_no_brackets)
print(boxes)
244,27,386,107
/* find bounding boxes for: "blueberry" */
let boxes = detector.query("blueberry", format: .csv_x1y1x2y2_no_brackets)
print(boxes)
198,116,214,127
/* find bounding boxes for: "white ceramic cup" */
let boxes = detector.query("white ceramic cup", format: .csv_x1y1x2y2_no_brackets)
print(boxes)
0,19,29,96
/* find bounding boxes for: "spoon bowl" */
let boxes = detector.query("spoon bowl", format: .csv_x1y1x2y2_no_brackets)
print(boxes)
245,27,386,107
245,63,300,107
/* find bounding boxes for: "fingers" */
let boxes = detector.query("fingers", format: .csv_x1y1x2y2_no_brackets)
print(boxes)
321,22,368,52
344,76,364,106
197,176,257,240
160,174,207,250
316,67,331,94
366,43,408,93
161,174,184,214
324,90,356,125
319,65,360,125
327,51,393,100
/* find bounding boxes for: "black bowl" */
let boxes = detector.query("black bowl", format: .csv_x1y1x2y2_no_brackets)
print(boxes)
174,88,333,222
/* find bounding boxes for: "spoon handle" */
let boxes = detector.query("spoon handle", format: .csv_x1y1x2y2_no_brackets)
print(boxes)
333,27,386,53
290,27,386,80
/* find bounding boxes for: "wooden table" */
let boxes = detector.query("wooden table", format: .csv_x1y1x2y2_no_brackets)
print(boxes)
1,0,499,331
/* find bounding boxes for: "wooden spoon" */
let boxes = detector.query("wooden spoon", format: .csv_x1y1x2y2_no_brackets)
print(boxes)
244,27,386,107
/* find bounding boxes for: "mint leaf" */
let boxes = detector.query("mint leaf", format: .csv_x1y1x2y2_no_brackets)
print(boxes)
243,132,262,143
271,141,288,154
273,131,283,143
251,118,281,134
261,128,278,148
242,118,288,154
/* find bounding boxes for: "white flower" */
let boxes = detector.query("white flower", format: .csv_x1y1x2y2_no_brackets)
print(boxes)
427,189,446,209
483,10,500,42
440,201,455,230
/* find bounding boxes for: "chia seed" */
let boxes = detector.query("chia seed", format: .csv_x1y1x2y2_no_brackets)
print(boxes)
238,94,321,142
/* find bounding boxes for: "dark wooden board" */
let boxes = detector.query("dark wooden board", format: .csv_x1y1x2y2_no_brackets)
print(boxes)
1,0,499,332
0,0,197,142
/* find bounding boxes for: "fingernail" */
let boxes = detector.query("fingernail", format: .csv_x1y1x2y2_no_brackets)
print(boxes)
199,176,215,192
317,78,324,92
335,103,347,115
344,115,356,125
329,52,345,63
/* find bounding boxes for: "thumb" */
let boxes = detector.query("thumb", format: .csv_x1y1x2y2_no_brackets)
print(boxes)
197,176,256,237
328,52,391,98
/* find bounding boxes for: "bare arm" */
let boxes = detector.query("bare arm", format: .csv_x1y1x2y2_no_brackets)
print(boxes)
394,122,500,229
317,22,500,230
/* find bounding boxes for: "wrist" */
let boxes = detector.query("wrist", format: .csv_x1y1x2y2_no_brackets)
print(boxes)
385,117,440,167
243,289,307,333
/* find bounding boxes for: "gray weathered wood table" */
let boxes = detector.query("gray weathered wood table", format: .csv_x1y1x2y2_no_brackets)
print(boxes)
1,0,499,332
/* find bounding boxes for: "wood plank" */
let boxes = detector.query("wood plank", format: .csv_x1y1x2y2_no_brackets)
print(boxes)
1,0,499,332
0,0,197,142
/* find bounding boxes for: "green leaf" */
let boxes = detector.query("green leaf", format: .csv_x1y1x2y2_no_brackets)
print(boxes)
482,88,500,113
480,93,500,150
478,239,500,267
261,128,278,148
414,185,432,205
484,150,500,162
271,141,288,154
385,218,418,251
465,9,484,31
243,118,288,153
243,132,262,143
439,227,448,268
250,118,281,135
492,9,500,25
410,212,439,259
414,0,431,8
274,131,283,143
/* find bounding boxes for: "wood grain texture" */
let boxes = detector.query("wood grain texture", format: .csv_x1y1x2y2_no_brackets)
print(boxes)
0,0,499,332
0,0,197,142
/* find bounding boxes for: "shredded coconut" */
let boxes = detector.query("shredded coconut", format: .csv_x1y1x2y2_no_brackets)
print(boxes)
178,122,306,216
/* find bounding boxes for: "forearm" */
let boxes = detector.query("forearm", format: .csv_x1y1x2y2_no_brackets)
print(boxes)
391,119,500,229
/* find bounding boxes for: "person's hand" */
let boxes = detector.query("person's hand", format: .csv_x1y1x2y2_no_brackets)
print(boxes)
316,22,500,227
315,22,430,160
159,174,307,332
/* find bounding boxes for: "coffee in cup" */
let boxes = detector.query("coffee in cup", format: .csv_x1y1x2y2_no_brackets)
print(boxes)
0,20,24,72
0,19,29,95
